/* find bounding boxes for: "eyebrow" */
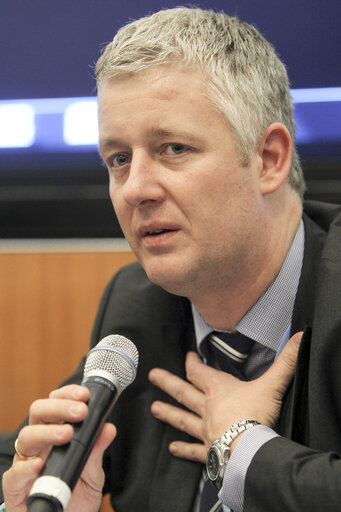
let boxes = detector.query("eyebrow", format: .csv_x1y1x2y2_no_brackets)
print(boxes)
98,138,119,157
149,127,202,145
99,127,202,157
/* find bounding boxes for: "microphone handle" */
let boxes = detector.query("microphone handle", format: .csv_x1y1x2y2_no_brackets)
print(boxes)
28,377,117,511
26,497,60,512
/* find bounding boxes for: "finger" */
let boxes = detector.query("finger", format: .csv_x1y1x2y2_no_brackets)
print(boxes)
148,368,204,416
3,457,44,509
88,422,116,461
29,397,88,425
185,351,225,391
78,423,116,495
49,384,89,401
169,441,207,463
263,331,302,394
15,424,74,461
151,400,203,441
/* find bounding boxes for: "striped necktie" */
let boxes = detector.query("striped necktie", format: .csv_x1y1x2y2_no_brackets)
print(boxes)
199,331,255,512
202,331,255,379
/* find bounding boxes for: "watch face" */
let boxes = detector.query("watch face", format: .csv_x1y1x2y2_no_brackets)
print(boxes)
206,446,219,481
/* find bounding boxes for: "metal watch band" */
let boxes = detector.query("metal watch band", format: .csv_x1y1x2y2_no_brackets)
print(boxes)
206,419,260,489
220,419,260,446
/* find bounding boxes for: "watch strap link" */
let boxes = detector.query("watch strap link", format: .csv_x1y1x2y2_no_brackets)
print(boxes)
220,419,260,446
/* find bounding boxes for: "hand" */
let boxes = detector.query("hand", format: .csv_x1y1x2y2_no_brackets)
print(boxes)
2,384,116,512
148,332,302,463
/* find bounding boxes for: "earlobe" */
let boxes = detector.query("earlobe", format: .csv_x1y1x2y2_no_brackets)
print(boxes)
258,123,293,195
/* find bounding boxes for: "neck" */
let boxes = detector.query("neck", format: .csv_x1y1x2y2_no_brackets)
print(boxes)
191,193,302,330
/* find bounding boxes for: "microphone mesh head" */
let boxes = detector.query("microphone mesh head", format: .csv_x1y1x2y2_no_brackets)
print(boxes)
83,334,139,392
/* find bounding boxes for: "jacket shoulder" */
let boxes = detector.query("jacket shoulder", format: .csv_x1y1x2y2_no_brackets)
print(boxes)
304,200,341,232
90,261,191,347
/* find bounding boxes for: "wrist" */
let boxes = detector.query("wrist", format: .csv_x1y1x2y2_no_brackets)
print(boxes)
206,419,260,489
229,430,247,455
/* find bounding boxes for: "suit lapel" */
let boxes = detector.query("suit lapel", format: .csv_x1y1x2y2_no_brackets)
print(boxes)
277,326,311,439
148,306,202,512
278,213,326,439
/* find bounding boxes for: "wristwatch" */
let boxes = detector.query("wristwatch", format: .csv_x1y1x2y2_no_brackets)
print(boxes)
206,419,260,489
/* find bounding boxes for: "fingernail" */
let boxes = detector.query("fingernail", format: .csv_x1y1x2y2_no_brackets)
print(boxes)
54,426,67,439
70,403,84,416
149,370,157,383
151,403,161,417
293,332,303,346
72,388,83,399
169,443,178,455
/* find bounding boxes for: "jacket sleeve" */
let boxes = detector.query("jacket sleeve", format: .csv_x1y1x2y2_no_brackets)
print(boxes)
244,436,341,511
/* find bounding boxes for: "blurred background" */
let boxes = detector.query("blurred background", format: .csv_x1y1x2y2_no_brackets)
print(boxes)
1,0,341,238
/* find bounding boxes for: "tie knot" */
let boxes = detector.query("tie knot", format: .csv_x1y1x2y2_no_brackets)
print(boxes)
201,331,255,377
211,331,255,363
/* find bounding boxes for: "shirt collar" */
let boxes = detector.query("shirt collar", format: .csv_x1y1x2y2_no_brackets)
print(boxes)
192,220,305,352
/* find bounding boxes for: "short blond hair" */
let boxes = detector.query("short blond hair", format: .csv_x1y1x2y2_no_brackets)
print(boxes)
96,7,305,197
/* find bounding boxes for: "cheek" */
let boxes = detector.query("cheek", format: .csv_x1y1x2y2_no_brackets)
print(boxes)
109,185,119,217
109,185,130,228
108,176,115,201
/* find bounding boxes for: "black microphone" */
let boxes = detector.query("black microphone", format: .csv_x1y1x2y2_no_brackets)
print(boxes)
27,334,139,512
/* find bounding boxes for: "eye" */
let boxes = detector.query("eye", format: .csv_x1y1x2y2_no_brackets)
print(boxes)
163,143,187,155
170,143,186,154
111,153,130,168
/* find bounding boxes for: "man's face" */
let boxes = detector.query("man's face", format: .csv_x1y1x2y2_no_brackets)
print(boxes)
98,66,264,299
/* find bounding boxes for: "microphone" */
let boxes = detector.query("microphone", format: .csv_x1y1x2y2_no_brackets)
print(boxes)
27,334,139,512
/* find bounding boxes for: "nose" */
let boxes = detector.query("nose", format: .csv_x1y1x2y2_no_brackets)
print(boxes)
122,151,166,207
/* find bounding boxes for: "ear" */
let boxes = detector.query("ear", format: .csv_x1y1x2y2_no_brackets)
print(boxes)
257,123,293,195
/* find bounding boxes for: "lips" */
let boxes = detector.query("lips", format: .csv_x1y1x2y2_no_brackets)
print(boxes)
146,229,173,236
139,223,179,238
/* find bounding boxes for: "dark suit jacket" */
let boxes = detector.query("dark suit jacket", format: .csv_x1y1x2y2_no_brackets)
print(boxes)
1,200,341,512
244,201,341,511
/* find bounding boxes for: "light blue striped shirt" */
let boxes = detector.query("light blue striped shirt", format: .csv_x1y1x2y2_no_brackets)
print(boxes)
192,220,305,512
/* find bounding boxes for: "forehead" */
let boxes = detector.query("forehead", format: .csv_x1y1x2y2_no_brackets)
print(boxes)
97,66,208,115
98,63,203,94
97,66,232,150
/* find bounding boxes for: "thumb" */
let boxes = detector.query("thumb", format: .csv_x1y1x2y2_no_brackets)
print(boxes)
263,331,303,396
80,422,116,488
89,422,116,463
66,423,117,511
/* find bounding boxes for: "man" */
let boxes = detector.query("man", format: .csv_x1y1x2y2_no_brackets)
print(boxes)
1,7,341,512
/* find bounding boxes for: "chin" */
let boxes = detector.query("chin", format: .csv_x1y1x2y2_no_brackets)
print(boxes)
143,264,191,297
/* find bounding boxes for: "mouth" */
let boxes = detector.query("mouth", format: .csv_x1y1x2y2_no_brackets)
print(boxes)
145,229,174,236
139,225,180,246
